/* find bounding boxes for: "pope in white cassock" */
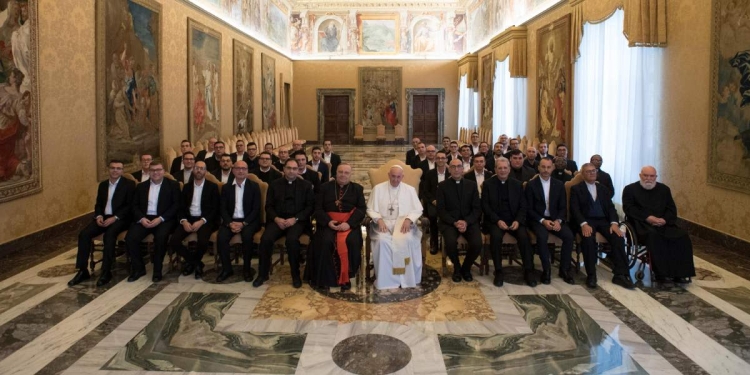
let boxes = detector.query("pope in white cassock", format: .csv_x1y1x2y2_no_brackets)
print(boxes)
366,165,424,289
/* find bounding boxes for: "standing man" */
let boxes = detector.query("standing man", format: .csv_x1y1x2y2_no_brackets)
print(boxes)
536,141,553,161
295,151,321,193
292,139,304,153
480,142,494,172
438,159,482,283
447,141,461,162
244,142,260,171
556,144,578,174
250,151,282,183
216,161,261,282
68,160,136,287
503,138,521,158
524,147,539,170
469,132,481,155
273,146,291,171
463,153,493,197
311,164,367,290
264,143,280,164
255,159,315,288
590,154,615,198
482,158,536,287
508,150,536,183
551,156,573,182
525,158,575,285
125,161,181,282
170,140,192,176
571,163,634,289
421,151,448,254
131,154,152,182
196,137,217,161
405,137,421,166
409,142,427,169
231,140,248,163
204,141,226,172
440,136,451,154
458,145,473,170
309,146,330,182
212,154,235,184
497,134,509,154
622,166,695,283
367,165,424,289
322,140,342,176
176,151,195,184
417,145,437,178
169,161,219,280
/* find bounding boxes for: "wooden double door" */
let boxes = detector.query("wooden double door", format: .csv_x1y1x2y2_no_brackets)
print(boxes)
411,94,439,144
323,95,350,144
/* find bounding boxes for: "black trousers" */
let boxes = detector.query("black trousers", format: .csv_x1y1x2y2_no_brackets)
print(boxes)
310,227,362,287
76,216,129,272
528,219,574,272
488,224,533,272
441,223,482,275
258,221,306,279
579,218,629,277
169,217,216,269
217,219,259,274
426,204,439,247
125,216,177,275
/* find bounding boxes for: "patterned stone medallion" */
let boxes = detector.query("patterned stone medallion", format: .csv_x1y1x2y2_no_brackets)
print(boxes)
314,266,441,304
37,264,77,278
332,334,412,375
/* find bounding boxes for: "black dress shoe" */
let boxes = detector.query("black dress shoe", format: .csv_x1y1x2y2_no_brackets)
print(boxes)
292,278,302,289
462,272,473,282
451,273,462,283
243,272,253,282
182,264,195,276
194,266,204,280
68,270,90,286
673,277,691,284
586,276,598,289
541,269,551,285
152,273,162,282
96,271,112,287
127,269,146,282
216,270,234,283
559,269,575,285
340,282,351,291
524,270,538,287
429,240,438,255
252,275,268,288
655,275,667,283
612,275,636,289
493,271,503,287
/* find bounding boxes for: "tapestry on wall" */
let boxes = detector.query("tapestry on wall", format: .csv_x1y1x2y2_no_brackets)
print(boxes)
536,14,571,147
481,52,494,132
359,67,402,129
188,18,221,143
95,0,161,181
261,53,276,129
233,40,253,135
709,0,750,193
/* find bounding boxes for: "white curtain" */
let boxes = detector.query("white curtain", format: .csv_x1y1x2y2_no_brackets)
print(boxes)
459,74,480,129
573,9,663,203
493,59,528,141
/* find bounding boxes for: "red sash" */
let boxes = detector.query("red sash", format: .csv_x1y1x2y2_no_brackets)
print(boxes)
328,210,354,285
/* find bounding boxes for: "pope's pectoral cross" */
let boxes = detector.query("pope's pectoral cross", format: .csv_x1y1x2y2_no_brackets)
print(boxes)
388,204,394,216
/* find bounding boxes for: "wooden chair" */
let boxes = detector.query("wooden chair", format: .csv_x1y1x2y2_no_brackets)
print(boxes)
394,124,405,144
89,230,128,274
354,124,364,144
376,124,386,144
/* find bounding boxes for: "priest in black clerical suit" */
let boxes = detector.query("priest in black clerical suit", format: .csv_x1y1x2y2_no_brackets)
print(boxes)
309,164,367,289
481,159,536,287
525,159,575,285
570,163,634,289
622,166,695,282
437,159,483,282
250,152,282,183
255,159,316,288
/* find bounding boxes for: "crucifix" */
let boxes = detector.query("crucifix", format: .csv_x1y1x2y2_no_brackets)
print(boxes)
388,204,394,216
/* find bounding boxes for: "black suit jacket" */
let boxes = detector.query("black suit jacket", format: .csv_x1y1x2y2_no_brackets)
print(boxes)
211,169,235,185
204,155,224,173
463,169,495,182
266,177,315,224
179,179,220,224
308,160,330,182
131,170,148,183
525,177,567,223
523,158,539,171
481,177,526,228
536,153,554,161
314,181,367,227
230,152,247,164
196,150,207,161
417,159,435,180
509,165,536,183
219,178,261,226
570,181,619,227
596,169,615,199
420,167,447,207
132,178,181,222
436,178,481,227
94,177,136,221
169,157,183,176
405,149,417,166
409,155,425,169
300,168,321,193
324,153,341,176
485,154,495,174
566,159,579,174
249,167,282,184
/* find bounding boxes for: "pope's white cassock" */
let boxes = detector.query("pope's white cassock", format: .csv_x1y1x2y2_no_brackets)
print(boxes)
366,180,423,289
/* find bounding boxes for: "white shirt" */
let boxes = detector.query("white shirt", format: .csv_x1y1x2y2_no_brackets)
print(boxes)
436,168,446,183
235,153,245,161
140,171,150,182
189,180,204,218
323,152,332,163
311,161,320,171
462,160,471,171
182,169,192,184
427,160,435,170
471,144,480,155
586,181,597,201
474,171,485,195
104,177,120,216
221,170,231,183
540,177,551,218
205,151,214,159
146,180,162,215
232,179,246,219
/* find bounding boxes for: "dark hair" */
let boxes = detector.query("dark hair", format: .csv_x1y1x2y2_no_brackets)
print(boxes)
108,159,124,165
472,153,485,160
479,141,488,147
292,150,308,162
460,145,471,152
140,154,152,160
557,143,568,151
284,158,299,167
247,142,256,148
436,151,447,157
260,151,273,157
236,139,245,145
182,151,195,158
214,141,225,147
149,161,164,168
265,142,274,147
220,154,232,160
472,131,479,136
311,146,322,152
443,136,451,141
450,141,458,146
509,149,524,157
180,139,191,145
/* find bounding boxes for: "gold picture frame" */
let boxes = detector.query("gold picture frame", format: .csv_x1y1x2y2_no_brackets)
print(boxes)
357,13,400,55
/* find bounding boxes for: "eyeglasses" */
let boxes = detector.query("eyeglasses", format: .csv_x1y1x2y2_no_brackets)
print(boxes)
259,157,271,161
149,168,164,172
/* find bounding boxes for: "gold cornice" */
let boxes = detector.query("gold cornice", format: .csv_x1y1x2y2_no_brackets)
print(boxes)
569,0,585,7
489,26,527,49
457,53,478,66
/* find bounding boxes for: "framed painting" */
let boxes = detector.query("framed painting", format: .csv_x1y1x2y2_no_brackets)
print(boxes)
0,0,40,202
261,53,276,129
359,67,401,129
318,18,343,53
357,14,399,54
536,14,571,147
708,0,750,193
266,0,288,48
188,18,221,143
233,40,253,135
481,52,494,132
95,0,161,181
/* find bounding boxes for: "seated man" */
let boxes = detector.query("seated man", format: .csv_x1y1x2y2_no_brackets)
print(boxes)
508,149,536,183
216,161,261,282
131,153,152,182
438,159,482,283
421,151,448,254
273,146,290,170
463,153,494,197
170,140,192,176
169,161,219,280
571,163,635,289
204,141,226,172
555,143,578,174
623,166,695,283
591,154,615,198
175,151,195,185
294,151,321,193
526,158,575,285
311,163,366,290
536,141,553,161
292,139,304,153
367,165,424,289
264,142,280,165
69,160,135,287
551,156,573,182
255,159,315,288
308,146,330,182
524,146,539,170
250,151,282,183
211,154,235,184
482,157,536,287
125,161,181,282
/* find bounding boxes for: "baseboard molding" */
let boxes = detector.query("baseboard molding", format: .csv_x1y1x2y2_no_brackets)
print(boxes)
0,213,92,256
676,217,750,253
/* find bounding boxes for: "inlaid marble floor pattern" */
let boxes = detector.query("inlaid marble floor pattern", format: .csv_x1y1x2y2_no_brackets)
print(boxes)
2,146,750,374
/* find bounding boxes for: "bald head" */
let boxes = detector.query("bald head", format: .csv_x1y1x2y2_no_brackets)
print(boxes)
639,165,658,190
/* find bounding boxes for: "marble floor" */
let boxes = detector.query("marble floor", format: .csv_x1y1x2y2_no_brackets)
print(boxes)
2,146,750,374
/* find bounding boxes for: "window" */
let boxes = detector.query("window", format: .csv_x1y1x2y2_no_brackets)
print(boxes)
493,59,528,140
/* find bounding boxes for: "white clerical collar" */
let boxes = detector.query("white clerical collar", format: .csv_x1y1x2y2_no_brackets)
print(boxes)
499,178,507,184
287,178,295,184
260,167,271,172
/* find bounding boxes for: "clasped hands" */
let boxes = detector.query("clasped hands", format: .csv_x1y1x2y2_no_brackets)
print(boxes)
376,218,412,233
646,215,666,227
96,216,117,228
497,220,519,231
182,219,205,233
542,219,562,231
328,220,351,231
581,223,624,238
275,217,297,230
139,217,163,228
454,220,468,233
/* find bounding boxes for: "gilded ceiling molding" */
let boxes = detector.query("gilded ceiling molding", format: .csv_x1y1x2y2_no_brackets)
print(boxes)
290,1,462,11
457,53,478,89
490,26,528,77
